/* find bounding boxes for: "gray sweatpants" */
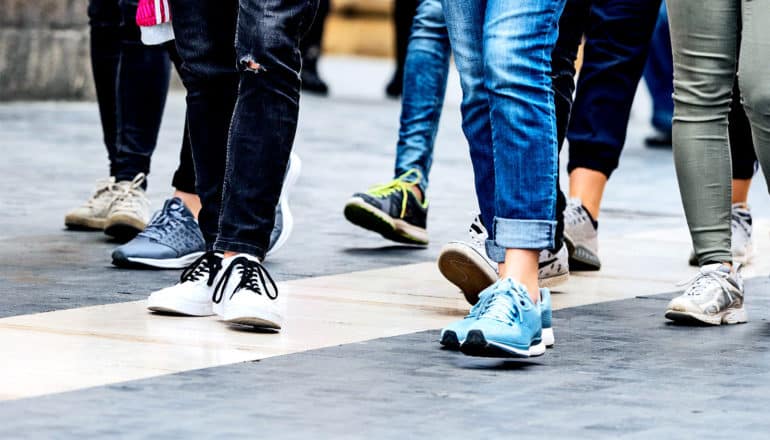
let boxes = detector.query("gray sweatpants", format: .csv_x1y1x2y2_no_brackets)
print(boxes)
668,0,770,265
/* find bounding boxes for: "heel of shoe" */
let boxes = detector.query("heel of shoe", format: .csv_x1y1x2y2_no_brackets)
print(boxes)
722,306,748,325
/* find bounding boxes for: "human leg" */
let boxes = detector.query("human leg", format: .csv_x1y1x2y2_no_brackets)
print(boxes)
665,0,746,325
344,0,449,245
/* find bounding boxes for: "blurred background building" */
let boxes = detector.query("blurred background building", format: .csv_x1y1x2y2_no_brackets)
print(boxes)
0,0,396,100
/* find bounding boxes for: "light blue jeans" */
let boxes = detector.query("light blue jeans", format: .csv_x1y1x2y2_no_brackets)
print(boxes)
393,0,451,192
441,0,565,262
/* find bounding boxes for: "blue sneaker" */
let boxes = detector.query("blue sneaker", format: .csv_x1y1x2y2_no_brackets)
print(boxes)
460,279,546,358
111,197,205,269
440,289,495,350
540,288,554,348
440,287,554,350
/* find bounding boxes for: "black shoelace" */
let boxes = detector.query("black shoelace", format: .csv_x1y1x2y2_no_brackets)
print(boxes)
212,256,278,304
180,252,222,286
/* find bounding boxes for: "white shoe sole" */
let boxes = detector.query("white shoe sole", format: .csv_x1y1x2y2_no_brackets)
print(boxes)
267,152,301,257
665,306,747,325
223,308,283,329
147,295,214,316
540,272,569,289
126,252,205,269
542,328,555,347
488,340,547,357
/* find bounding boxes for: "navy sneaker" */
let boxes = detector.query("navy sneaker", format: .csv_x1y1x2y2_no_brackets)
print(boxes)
112,197,205,269
460,279,546,358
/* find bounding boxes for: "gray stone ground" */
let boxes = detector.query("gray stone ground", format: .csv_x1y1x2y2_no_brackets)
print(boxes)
0,57,769,437
1,278,769,439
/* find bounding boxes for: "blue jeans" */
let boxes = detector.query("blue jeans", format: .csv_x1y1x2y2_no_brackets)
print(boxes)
169,0,317,257
441,0,565,261
643,2,674,133
393,0,451,191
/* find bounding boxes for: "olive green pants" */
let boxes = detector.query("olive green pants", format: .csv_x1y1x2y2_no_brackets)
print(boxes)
668,0,770,265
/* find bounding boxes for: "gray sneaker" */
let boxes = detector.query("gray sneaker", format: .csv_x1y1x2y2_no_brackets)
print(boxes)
112,197,205,269
65,177,119,230
267,152,301,257
688,203,754,266
437,215,569,305
564,197,601,270
104,173,151,240
665,263,746,325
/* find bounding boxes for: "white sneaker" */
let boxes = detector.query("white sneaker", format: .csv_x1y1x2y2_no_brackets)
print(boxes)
64,177,120,230
665,263,746,325
213,254,283,329
267,152,302,257
104,173,151,240
687,203,754,266
564,197,601,270
437,215,570,305
147,252,223,316
731,204,753,264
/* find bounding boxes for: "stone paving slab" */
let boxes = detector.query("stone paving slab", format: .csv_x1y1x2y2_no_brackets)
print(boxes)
0,277,767,439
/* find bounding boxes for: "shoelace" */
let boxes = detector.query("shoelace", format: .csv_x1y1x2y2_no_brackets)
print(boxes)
112,174,147,212
367,169,424,218
180,252,222,286
140,200,186,241
212,257,278,304
677,266,736,302
477,285,527,324
84,178,119,208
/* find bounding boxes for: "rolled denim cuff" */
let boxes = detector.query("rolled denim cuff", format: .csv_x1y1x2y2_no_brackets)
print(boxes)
485,239,506,264
213,238,267,260
494,217,556,252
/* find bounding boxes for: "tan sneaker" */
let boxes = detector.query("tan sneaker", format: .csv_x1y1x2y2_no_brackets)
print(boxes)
104,173,151,240
64,177,119,230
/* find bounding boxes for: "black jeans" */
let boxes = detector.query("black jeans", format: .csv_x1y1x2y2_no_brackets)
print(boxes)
88,0,195,191
168,0,317,257
564,0,662,178
549,0,592,251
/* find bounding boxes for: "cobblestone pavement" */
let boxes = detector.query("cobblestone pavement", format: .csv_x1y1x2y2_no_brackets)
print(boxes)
0,56,768,437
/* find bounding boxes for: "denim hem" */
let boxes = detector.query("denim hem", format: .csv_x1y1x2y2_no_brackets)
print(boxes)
213,239,267,259
494,217,556,251
485,239,506,264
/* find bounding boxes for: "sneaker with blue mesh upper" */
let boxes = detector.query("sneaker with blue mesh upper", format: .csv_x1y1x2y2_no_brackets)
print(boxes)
440,287,554,350
459,278,546,358
112,197,205,269
344,169,428,245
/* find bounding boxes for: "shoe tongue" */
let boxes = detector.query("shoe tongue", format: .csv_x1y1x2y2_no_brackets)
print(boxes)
165,197,192,217
701,263,730,274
